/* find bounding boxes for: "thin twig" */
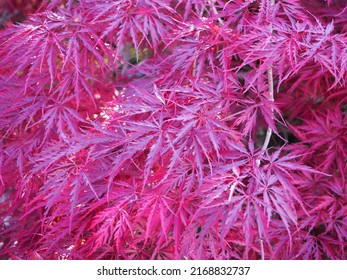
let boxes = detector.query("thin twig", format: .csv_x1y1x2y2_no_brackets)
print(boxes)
257,0,276,261
210,0,224,25
258,0,276,160
257,222,265,260
261,67,274,154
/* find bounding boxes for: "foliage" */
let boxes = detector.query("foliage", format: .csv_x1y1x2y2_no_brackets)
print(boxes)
0,0,346,260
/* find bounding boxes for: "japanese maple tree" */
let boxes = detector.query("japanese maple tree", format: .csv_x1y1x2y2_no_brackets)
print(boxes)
0,0,346,260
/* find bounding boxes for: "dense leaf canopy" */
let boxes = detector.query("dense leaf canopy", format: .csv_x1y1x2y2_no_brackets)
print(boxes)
0,0,346,260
